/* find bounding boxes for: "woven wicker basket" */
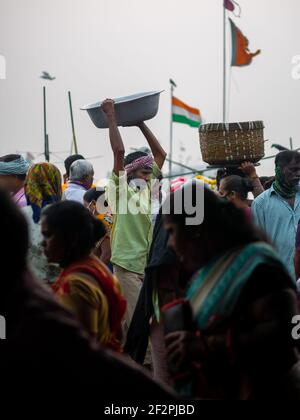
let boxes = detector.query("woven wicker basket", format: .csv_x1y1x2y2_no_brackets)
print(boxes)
199,121,265,166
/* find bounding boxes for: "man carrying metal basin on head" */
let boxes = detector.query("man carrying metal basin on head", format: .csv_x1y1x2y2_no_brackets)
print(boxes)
102,99,167,343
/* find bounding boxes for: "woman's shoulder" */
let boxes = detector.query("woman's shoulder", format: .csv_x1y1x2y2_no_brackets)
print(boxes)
238,263,296,307
62,271,108,308
63,270,100,290
60,257,119,298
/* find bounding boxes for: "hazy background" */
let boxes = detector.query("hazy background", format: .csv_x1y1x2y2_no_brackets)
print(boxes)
1,0,300,179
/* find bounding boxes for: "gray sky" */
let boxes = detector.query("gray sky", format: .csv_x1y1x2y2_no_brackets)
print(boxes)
1,0,300,179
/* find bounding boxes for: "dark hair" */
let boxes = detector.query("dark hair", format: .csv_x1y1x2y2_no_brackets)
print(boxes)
64,154,85,178
216,167,246,189
0,154,21,162
84,187,109,209
167,183,265,261
124,151,148,166
0,154,26,181
275,151,300,168
263,177,275,190
42,201,106,266
84,187,105,203
221,175,254,200
259,176,270,186
0,188,29,271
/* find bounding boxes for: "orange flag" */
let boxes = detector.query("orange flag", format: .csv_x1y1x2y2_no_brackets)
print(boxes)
229,18,261,66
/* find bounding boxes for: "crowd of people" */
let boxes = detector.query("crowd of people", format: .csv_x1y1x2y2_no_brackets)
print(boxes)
0,99,300,401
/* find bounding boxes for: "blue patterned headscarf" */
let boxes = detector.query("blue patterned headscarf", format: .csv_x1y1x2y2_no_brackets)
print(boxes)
0,156,30,175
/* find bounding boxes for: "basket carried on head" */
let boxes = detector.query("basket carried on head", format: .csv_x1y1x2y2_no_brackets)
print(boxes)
199,121,265,166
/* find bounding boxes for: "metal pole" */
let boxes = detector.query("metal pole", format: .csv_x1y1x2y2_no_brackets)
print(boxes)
223,4,227,122
169,79,177,176
45,134,50,162
169,83,173,176
290,137,293,150
43,86,50,162
68,91,78,154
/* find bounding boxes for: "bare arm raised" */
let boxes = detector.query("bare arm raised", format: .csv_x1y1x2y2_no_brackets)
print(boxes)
102,99,125,175
137,122,167,170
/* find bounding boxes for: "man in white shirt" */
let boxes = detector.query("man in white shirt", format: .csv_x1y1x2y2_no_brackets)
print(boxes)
62,159,94,204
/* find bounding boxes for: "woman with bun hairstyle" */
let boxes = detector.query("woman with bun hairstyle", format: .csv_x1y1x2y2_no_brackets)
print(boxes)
41,201,126,351
219,175,254,220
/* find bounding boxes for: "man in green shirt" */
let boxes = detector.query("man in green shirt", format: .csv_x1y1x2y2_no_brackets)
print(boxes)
102,99,167,336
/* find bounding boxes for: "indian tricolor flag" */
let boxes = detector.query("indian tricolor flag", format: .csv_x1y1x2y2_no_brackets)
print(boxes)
172,96,202,128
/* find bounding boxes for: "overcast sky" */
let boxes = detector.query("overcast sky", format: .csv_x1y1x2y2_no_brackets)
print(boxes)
1,0,300,179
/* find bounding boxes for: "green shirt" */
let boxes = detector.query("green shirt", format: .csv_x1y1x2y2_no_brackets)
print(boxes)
106,163,161,275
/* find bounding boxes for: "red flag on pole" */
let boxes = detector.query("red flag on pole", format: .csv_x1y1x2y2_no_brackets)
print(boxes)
224,0,241,17
224,0,235,12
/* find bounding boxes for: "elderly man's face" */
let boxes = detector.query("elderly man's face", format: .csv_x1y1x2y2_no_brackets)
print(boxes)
84,173,94,190
282,159,300,187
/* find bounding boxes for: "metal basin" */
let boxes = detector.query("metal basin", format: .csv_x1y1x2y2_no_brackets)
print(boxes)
81,91,163,129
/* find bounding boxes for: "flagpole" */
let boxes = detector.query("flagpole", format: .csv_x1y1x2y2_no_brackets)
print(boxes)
43,86,50,162
68,91,79,154
169,79,176,176
223,3,227,123
46,134,50,162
